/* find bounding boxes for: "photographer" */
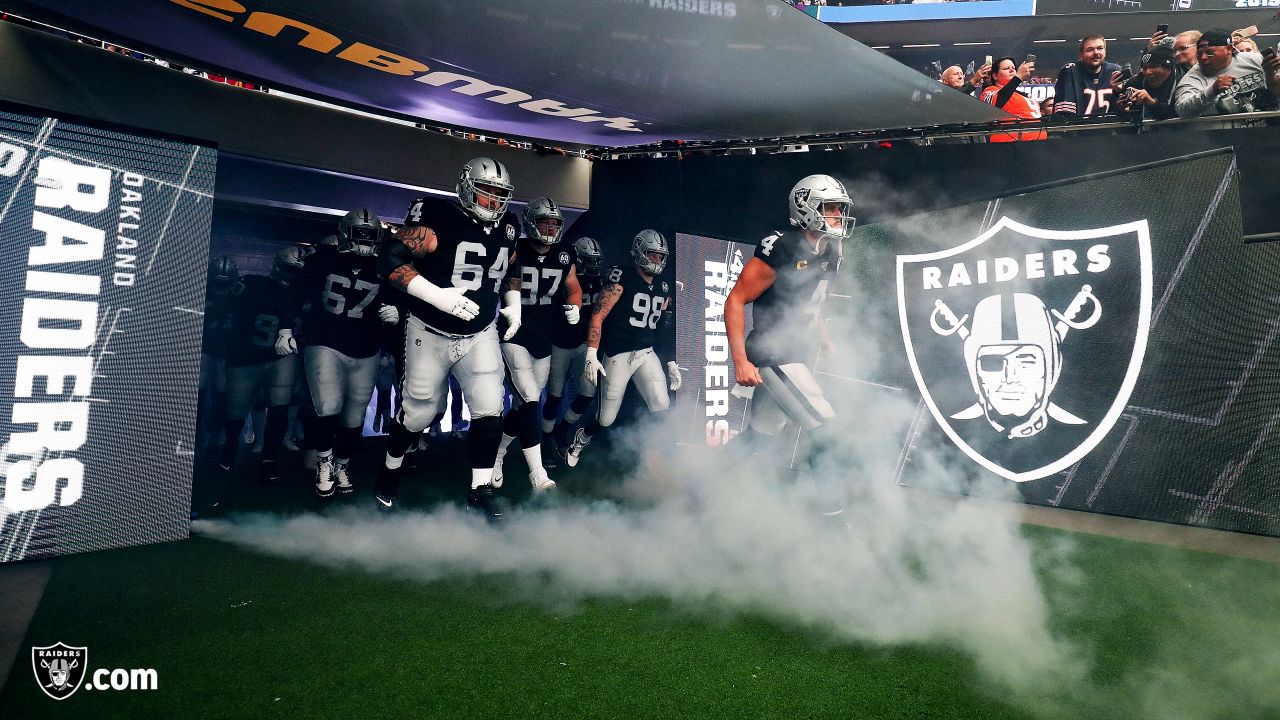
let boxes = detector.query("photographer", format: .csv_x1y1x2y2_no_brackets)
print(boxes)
980,56,1046,142
1174,29,1280,119
1117,46,1179,122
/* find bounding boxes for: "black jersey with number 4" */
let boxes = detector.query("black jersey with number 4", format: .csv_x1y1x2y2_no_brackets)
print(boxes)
554,273,601,350
745,230,840,367
503,239,579,358
224,274,293,367
600,265,672,357
286,245,384,358
380,197,520,337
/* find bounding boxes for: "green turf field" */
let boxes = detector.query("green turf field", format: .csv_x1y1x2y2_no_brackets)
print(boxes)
3,440,1279,720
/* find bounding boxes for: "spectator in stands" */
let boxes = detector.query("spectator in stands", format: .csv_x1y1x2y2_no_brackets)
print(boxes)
1174,29,1280,118
1054,35,1123,118
1040,97,1055,116
1236,38,1259,54
1173,31,1202,74
981,57,1046,142
1117,45,1179,122
940,64,988,95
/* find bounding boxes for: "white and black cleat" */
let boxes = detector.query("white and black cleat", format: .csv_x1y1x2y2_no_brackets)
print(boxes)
564,428,591,468
490,458,505,489
335,460,354,495
315,455,337,498
529,468,556,495
374,492,396,513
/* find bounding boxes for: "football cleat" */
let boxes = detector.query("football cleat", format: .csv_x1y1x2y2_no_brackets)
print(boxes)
335,460,354,494
529,468,556,494
466,484,503,523
542,438,560,469
374,467,400,512
564,428,591,468
315,455,336,498
259,458,280,484
490,458,505,489
451,429,465,440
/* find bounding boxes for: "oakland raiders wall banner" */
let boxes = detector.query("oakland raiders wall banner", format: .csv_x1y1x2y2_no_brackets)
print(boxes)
0,109,215,563
897,217,1152,482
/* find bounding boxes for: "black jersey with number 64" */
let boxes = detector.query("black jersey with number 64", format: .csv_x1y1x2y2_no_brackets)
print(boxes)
600,265,672,357
745,229,840,367
381,197,520,337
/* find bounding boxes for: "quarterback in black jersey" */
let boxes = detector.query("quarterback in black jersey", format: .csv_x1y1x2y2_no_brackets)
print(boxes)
544,236,604,459
275,209,398,497
563,230,680,468
217,247,304,483
492,197,582,492
374,157,522,518
726,174,853,447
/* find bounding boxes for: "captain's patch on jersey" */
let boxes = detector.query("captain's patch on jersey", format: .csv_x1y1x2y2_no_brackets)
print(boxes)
896,217,1152,482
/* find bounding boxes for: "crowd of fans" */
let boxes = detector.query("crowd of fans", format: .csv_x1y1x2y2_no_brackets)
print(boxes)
937,27,1280,139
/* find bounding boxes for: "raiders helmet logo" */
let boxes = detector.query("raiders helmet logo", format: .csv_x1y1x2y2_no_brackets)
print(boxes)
896,217,1152,482
506,224,517,241
32,643,88,700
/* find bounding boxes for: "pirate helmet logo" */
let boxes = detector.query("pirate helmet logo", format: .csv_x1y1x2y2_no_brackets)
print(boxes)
32,643,88,700
897,217,1151,482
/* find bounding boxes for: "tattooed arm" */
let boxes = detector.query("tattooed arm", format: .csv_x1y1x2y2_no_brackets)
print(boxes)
378,225,438,291
587,282,622,350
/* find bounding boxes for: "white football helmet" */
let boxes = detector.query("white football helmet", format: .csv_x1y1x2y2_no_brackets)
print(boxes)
789,174,855,243
573,236,603,276
521,197,564,246
338,208,383,256
457,157,513,227
632,229,668,275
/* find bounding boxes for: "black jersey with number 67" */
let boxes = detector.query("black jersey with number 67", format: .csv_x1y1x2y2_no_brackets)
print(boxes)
600,265,673,357
745,229,840,367
380,197,520,337
503,239,579,358
286,245,384,358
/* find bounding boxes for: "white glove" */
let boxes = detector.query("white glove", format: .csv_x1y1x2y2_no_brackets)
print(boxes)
500,289,521,341
564,304,580,325
406,276,478,321
274,328,297,356
378,304,400,324
584,347,607,384
667,361,682,392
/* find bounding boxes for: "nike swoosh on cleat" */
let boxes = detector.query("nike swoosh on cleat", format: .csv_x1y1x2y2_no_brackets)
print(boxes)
376,497,393,508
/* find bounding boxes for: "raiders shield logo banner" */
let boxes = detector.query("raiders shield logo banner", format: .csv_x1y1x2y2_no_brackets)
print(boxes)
896,217,1152,481
32,643,88,700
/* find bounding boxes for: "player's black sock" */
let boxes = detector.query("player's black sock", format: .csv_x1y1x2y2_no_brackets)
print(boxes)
334,424,361,463
467,415,503,470
542,395,560,430
299,409,320,450
385,419,418,462
501,406,521,440
517,401,541,449
311,414,339,455
569,394,594,415
582,417,602,440
263,405,289,461
218,418,243,467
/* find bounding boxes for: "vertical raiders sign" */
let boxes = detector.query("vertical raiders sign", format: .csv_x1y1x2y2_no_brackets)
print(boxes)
896,217,1152,481
0,111,215,562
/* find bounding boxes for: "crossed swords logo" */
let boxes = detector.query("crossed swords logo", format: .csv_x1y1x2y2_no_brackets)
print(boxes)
928,284,1102,435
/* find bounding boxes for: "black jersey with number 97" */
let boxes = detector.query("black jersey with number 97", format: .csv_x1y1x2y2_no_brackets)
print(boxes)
600,265,672,357
504,239,579,357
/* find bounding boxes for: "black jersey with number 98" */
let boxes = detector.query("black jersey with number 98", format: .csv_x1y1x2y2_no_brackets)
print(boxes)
600,265,672,357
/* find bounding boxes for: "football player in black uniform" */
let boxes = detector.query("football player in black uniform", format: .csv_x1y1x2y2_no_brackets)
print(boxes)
543,236,604,461
725,174,853,456
563,230,680,468
275,209,399,497
198,256,239,459
375,157,522,519
491,198,583,492
218,246,305,484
